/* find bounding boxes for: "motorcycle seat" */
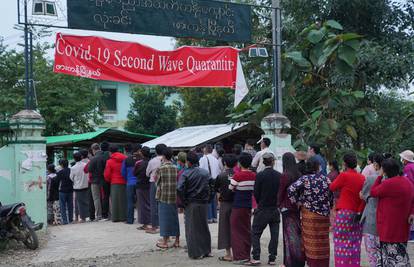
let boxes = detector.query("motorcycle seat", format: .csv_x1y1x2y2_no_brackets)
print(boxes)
0,203,24,217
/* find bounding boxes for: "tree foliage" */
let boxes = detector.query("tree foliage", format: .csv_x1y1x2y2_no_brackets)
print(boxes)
125,86,177,135
0,40,102,136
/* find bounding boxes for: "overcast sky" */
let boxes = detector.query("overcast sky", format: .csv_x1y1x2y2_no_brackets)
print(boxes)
0,0,175,54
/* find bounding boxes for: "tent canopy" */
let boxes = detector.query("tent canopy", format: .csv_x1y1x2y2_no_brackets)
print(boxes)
142,123,263,151
46,128,157,149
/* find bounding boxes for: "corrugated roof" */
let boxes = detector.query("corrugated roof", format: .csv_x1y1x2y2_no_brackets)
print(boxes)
46,128,158,147
142,123,252,149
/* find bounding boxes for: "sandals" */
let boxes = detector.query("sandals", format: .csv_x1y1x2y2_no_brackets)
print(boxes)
244,260,261,266
218,256,232,262
156,242,169,249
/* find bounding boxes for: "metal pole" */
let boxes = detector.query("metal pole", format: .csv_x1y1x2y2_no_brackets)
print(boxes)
23,0,30,110
29,30,35,110
271,0,282,114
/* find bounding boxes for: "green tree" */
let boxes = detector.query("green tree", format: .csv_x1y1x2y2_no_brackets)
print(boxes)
0,40,103,135
177,88,232,126
125,86,177,135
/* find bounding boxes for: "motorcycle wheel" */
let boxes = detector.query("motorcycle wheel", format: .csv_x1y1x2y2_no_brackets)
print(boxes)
23,228,39,250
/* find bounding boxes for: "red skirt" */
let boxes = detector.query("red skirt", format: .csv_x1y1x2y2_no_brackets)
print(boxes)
231,208,252,261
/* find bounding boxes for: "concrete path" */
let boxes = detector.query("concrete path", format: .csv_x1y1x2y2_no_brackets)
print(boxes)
29,214,414,266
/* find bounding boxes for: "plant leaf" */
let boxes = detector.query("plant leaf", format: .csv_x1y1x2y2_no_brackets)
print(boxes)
285,51,311,68
346,125,358,140
317,43,339,67
338,45,357,66
307,29,325,44
324,20,343,30
344,40,360,50
338,33,363,41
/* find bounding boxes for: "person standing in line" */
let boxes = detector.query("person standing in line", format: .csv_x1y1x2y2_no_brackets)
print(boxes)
80,149,95,222
360,153,383,267
288,158,333,267
362,153,377,178
122,144,141,224
70,152,90,223
177,152,212,259
246,153,280,266
56,159,73,225
229,152,256,264
327,160,340,229
252,138,274,173
215,154,237,262
243,139,257,159
175,152,187,211
100,141,111,220
400,150,414,242
199,144,221,223
104,144,127,222
134,146,151,230
155,147,180,249
146,143,166,233
46,164,61,225
294,151,307,175
371,158,414,266
88,143,107,221
278,152,305,267
330,153,365,267
307,144,327,176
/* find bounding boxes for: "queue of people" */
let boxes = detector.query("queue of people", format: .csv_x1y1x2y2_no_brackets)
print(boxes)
45,139,414,267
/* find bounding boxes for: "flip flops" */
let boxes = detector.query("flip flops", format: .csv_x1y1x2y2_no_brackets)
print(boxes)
218,256,232,262
156,242,169,249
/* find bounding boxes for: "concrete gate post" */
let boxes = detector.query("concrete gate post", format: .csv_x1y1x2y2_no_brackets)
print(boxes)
260,113,295,172
8,110,47,227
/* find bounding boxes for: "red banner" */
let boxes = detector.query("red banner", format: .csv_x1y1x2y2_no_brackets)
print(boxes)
53,33,242,88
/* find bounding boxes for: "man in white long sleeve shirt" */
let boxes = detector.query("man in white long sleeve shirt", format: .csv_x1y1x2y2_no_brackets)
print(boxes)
199,144,220,223
70,152,90,222
252,138,275,173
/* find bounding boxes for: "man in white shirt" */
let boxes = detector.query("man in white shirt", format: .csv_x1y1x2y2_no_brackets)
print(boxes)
145,143,166,234
252,138,275,173
199,144,220,223
70,152,90,222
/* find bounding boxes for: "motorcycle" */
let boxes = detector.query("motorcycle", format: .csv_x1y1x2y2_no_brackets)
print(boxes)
0,201,43,250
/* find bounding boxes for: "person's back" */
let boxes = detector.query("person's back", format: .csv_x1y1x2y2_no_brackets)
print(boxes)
199,153,221,179
122,154,139,186
70,161,89,190
331,169,365,212
255,168,281,208
89,150,107,185
179,167,210,204
104,152,127,184
372,175,414,242
57,167,73,193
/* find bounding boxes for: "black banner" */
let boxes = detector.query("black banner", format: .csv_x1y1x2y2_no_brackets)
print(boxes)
67,0,252,42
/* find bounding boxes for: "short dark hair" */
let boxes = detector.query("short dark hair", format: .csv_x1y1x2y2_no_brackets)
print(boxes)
246,139,256,146
73,152,82,162
368,152,375,163
262,138,271,147
109,144,119,153
381,158,400,178
343,152,358,169
141,146,151,158
59,159,69,168
309,144,321,154
217,148,225,157
223,154,237,168
383,152,393,159
305,158,320,174
373,153,384,166
162,147,173,160
187,151,199,166
80,149,89,159
47,164,56,173
132,143,142,153
204,144,213,154
100,141,109,152
124,143,132,153
329,160,340,172
232,144,243,156
263,157,274,167
155,144,167,156
238,152,253,169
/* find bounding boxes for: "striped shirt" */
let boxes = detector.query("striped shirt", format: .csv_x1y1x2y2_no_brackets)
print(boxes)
229,170,256,208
